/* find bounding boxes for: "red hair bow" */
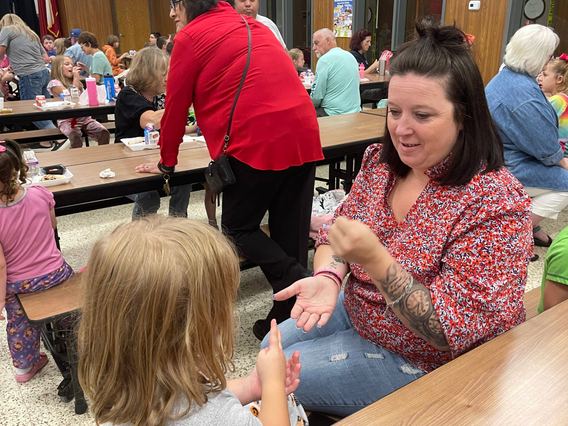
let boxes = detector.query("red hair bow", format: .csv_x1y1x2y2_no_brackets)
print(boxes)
559,53,568,62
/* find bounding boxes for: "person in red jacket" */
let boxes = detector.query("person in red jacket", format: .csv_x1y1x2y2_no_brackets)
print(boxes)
137,0,323,340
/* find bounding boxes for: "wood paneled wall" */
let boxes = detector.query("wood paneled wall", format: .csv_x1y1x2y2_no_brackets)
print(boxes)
312,0,351,68
554,1,568,55
149,0,176,39
57,0,174,52
444,0,508,84
58,0,114,46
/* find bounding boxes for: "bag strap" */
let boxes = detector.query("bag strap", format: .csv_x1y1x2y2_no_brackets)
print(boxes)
223,16,252,153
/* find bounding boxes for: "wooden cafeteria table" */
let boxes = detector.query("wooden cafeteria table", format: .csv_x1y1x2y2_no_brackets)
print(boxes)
359,73,390,91
337,299,568,425
36,112,384,215
0,99,115,124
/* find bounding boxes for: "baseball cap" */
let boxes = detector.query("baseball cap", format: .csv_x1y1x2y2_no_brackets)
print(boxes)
70,28,82,38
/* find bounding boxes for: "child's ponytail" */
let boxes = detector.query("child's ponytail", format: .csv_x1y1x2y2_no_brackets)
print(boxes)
0,140,27,203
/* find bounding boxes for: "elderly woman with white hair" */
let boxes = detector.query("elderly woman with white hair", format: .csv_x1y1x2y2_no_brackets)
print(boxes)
486,24,568,253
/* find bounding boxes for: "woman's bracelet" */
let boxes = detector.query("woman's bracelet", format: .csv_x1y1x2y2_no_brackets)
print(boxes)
386,276,415,309
313,269,343,288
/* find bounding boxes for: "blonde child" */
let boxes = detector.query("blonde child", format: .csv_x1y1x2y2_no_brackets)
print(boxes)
78,217,300,426
538,54,568,155
47,55,110,148
0,139,74,383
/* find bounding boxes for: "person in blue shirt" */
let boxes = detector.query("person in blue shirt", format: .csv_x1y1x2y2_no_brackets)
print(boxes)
64,28,92,78
310,28,361,117
486,24,568,250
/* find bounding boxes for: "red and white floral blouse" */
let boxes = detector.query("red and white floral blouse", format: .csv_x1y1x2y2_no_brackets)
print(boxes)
317,144,532,372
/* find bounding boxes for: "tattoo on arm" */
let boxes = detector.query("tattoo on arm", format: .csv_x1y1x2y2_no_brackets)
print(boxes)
379,263,449,351
329,255,347,270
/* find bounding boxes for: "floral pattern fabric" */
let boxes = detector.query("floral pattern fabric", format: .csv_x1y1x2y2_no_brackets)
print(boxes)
317,144,533,372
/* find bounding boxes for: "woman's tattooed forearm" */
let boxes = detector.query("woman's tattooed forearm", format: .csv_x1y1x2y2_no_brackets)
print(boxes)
379,263,449,350
330,255,347,269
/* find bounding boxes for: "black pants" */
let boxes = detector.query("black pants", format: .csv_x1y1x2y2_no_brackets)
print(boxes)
222,157,316,321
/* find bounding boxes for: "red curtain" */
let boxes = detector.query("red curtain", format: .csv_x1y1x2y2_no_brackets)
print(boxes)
38,0,61,38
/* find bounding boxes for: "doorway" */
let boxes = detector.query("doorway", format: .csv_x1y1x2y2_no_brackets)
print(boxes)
113,0,151,52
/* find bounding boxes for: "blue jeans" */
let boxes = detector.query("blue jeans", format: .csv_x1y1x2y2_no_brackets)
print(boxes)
131,184,192,219
18,69,55,129
262,292,426,417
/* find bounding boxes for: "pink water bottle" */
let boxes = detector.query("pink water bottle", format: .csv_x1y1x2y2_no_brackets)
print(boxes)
359,63,365,78
86,77,98,106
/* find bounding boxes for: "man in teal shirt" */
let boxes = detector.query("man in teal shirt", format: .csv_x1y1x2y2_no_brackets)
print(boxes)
538,225,568,313
311,28,361,116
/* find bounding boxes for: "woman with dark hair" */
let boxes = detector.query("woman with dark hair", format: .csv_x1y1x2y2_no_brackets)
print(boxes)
349,28,379,74
137,0,323,340
268,21,533,417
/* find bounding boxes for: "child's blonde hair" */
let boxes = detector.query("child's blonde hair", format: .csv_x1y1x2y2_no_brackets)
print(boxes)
547,56,568,94
50,55,73,89
0,139,28,203
78,217,240,426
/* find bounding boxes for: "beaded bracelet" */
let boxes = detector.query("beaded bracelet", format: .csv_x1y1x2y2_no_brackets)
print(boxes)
386,276,415,309
314,269,343,288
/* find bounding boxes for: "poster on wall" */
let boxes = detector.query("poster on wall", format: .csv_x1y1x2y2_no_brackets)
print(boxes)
333,1,353,38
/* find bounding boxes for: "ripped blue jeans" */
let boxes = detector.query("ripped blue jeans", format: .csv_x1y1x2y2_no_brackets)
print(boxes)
263,292,426,417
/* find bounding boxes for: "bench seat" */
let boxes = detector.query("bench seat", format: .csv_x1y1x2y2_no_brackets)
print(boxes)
3,122,116,144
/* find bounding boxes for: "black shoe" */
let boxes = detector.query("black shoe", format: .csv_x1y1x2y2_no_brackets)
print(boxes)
530,254,539,262
253,319,270,341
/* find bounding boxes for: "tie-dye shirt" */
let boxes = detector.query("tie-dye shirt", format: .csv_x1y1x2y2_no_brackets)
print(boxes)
549,92,568,155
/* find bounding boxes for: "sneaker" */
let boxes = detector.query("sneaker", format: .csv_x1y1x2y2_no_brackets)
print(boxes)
51,139,70,151
26,141,55,152
15,353,48,383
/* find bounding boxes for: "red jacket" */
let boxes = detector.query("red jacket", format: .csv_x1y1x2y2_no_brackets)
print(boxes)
160,1,323,170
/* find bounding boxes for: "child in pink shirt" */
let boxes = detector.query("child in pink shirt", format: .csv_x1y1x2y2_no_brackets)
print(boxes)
0,139,73,383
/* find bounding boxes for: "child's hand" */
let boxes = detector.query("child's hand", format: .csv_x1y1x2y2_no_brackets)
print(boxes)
256,319,286,388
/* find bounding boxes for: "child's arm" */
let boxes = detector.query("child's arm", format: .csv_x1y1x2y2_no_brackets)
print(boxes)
49,207,57,230
256,320,289,426
50,84,65,97
0,243,6,320
226,351,301,405
72,66,83,91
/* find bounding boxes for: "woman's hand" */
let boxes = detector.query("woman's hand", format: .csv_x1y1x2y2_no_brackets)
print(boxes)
256,320,287,388
135,162,160,174
328,216,389,268
274,275,339,331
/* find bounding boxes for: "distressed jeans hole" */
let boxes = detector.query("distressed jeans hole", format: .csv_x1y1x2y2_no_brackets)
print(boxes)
329,353,348,362
399,363,423,375
363,352,385,360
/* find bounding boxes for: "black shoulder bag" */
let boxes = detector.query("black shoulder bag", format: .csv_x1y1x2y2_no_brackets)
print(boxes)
204,17,252,194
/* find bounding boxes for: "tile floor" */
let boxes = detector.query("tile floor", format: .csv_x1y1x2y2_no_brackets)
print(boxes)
0,181,564,425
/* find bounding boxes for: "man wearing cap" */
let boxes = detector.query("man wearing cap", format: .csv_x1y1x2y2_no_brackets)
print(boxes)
64,28,92,77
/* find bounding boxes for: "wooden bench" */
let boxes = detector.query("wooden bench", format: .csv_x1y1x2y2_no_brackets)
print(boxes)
17,274,87,415
3,122,116,145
